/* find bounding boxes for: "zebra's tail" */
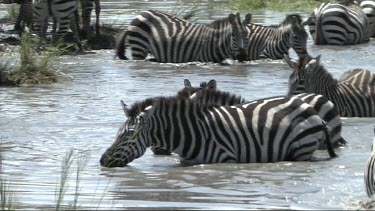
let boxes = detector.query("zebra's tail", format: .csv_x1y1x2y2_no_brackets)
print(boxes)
116,31,129,60
315,10,325,45
323,121,338,158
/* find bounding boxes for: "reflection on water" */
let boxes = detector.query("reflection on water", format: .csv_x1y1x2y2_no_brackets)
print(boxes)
1,0,375,209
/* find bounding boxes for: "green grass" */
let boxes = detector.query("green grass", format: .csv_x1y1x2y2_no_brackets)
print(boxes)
5,4,19,22
0,32,66,86
229,0,327,11
0,177,16,210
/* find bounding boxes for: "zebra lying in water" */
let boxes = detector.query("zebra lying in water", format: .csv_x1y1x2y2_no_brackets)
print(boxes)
303,1,371,45
100,89,338,167
359,0,375,38
116,10,251,63
365,126,375,197
285,54,375,117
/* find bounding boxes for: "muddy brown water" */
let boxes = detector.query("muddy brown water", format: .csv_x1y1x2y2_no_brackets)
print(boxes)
1,0,375,209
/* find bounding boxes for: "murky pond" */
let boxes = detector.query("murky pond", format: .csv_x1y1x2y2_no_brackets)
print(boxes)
1,0,375,209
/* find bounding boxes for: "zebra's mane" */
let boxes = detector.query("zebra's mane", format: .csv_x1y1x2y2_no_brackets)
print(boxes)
194,89,246,106
206,16,232,29
126,97,157,118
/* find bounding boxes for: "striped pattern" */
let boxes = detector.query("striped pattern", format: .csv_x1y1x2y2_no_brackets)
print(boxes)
365,126,375,197
33,0,82,50
79,0,100,38
246,14,308,60
303,2,371,45
116,10,251,63
285,54,375,117
100,91,337,167
359,0,375,37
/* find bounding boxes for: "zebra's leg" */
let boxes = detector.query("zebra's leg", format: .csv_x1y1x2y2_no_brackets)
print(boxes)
69,17,84,52
94,0,100,36
80,0,94,39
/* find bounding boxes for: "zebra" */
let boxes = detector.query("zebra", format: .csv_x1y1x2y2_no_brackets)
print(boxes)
302,2,371,45
32,0,83,51
365,126,375,197
100,91,337,167
359,0,375,37
0,0,33,31
79,0,100,38
285,54,375,117
245,14,308,60
116,10,251,63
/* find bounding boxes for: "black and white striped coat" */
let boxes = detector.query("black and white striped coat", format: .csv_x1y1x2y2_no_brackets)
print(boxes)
100,91,337,167
359,0,375,37
285,54,375,117
303,2,371,45
116,10,251,63
365,126,375,197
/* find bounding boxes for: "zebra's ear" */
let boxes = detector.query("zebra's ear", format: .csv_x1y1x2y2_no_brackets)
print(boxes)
184,79,192,88
228,13,236,24
207,79,217,89
120,100,130,118
284,54,297,70
243,13,252,24
315,54,321,66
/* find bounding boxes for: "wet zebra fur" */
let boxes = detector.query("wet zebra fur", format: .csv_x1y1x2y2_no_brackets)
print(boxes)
116,10,251,63
303,2,370,45
285,54,375,117
33,0,82,50
100,91,337,167
359,0,375,37
365,126,375,197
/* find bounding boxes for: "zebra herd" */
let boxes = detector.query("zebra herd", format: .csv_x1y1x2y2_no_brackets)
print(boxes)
0,0,101,50
99,0,375,201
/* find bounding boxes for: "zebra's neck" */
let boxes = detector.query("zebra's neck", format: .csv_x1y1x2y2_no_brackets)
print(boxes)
306,65,338,94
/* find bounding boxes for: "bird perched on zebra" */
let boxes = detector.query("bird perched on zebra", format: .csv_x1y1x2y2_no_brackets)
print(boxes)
359,0,375,37
285,54,375,117
100,89,338,167
32,0,83,51
365,126,375,197
116,10,251,63
234,14,308,60
303,1,371,45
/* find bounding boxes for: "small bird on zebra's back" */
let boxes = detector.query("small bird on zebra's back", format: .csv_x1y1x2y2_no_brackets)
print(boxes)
285,54,375,117
303,1,371,45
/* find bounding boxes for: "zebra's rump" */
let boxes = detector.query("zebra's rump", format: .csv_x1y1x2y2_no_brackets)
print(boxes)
308,3,371,45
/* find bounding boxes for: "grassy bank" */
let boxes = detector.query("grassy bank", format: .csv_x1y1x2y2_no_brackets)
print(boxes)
229,0,327,11
0,33,63,86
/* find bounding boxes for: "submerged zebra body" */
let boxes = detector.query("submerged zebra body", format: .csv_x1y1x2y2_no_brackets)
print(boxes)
285,54,375,117
246,14,308,60
33,0,82,50
100,91,337,167
365,126,375,197
303,2,371,45
116,10,251,63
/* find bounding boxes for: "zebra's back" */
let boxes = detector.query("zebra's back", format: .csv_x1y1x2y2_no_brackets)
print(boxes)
365,126,375,197
307,2,371,45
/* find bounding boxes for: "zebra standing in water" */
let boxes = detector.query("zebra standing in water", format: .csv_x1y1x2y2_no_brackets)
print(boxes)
33,0,83,51
0,0,33,31
359,0,375,37
285,54,375,117
100,91,337,167
79,0,100,38
365,126,375,197
303,2,371,45
246,14,308,60
116,10,251,63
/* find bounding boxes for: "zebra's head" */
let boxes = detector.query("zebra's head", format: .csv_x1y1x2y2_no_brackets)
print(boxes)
284,54,313,95
284,14,309,57
100,100,154,167
228,13,252,62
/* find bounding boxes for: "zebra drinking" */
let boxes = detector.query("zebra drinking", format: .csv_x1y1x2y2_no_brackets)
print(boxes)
365,126,375,197
100,91,337,167
285,54,375,117
303,2,371,45
116,10,251,63
33,0,83,51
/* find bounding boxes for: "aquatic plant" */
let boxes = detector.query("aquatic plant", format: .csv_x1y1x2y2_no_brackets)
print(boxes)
0,150,17,210
5,4,19,22
229,0,327,11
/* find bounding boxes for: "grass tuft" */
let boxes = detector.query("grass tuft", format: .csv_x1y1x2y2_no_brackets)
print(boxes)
229,0,327,11
5,4,19,22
